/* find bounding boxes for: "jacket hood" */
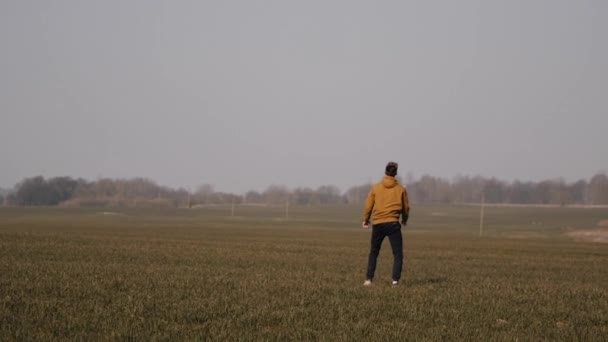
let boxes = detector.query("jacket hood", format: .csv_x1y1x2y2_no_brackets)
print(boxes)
381,176,398,188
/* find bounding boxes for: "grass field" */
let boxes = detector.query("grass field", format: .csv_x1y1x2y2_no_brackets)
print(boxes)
1,204,607,341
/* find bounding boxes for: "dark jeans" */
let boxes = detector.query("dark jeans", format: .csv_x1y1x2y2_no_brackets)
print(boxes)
366,221,403,281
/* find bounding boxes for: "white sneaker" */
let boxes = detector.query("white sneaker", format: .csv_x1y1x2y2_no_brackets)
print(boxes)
392,280,399,286
363,279,372,286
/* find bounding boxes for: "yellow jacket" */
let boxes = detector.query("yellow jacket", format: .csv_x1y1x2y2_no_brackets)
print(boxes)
363,176,410,225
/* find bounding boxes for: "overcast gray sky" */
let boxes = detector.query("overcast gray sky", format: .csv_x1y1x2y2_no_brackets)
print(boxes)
1,0,607,193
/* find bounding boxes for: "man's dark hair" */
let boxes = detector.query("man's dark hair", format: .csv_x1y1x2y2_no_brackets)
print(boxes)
385,162,398,177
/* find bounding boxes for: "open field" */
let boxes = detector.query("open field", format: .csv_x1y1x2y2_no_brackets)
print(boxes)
1,205,607,340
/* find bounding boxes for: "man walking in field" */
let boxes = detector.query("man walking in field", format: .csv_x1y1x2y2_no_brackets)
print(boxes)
362,162,410,286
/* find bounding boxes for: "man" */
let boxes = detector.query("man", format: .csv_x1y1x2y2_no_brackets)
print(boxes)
362,162,410,286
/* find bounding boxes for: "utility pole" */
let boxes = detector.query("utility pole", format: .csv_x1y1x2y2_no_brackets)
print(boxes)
231,197,235,217
479,193,485,237
285,199,289,220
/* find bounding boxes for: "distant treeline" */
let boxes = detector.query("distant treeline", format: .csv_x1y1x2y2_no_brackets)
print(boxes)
1,173,608,207
400,174,608,205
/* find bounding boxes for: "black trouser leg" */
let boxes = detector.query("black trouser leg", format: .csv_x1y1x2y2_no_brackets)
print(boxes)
366,227,385,280
387,223,403,281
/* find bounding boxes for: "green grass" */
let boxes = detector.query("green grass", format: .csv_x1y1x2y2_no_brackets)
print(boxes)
1,205,607,341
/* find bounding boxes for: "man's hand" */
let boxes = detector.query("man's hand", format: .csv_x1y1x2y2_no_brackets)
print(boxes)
362,221,370,229
401,215,408,226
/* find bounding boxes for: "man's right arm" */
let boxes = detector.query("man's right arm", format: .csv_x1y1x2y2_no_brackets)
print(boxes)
401,187,410,225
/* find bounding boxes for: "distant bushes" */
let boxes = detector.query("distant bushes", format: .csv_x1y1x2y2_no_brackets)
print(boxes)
6,177,188,207
10,176,79,206
59,198,176,208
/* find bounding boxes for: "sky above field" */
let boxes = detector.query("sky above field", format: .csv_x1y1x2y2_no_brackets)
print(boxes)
1,0,607,193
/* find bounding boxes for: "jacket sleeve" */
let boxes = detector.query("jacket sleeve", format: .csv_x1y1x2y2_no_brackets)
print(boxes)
402,187,410,220
362,187,375,223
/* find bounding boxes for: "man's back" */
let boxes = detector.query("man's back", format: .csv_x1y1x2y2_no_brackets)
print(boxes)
363,176,409,225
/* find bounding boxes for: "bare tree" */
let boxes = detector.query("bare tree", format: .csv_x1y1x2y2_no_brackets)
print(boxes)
588,173,608,204
263,185,289,205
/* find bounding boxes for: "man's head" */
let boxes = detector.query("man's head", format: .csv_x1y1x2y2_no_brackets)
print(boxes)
385,162,398,177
